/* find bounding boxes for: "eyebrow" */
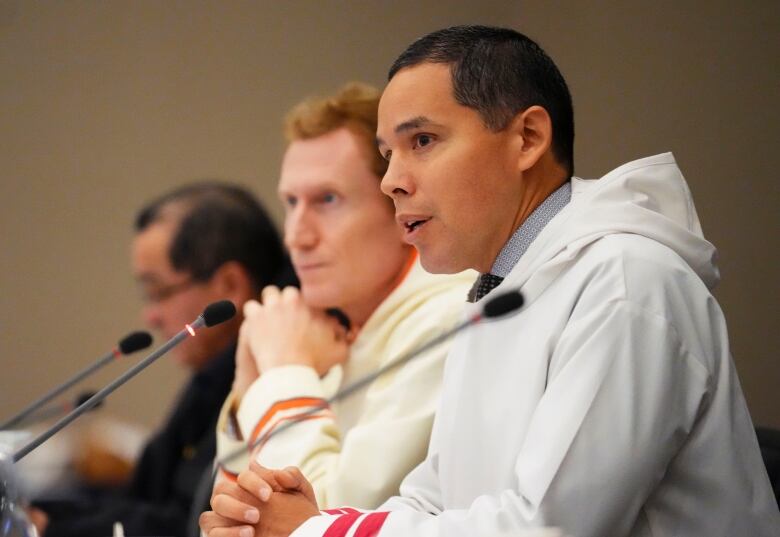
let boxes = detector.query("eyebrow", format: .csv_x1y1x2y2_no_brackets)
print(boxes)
376,116,438,148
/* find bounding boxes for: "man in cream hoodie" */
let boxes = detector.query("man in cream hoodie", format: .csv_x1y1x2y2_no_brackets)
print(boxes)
212,82,473,517
201,26,778,537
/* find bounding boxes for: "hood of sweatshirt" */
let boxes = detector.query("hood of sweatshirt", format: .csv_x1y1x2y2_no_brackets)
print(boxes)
505,153,719,304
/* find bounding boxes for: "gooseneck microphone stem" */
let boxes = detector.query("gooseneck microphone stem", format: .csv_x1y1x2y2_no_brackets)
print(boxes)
229,289,522,464
245,312,480,457
1,352,115,431
0,331,152,431
13,319,204,463
187,290,525,537
187,314,481,537
0,351,116,430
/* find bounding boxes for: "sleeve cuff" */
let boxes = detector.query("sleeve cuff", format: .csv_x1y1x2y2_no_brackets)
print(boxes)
236,365,327,444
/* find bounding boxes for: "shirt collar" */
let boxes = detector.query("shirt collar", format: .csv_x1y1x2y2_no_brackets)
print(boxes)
490,181,572,278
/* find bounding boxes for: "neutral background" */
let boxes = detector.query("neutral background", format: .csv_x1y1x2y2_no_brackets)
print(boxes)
1,0,777,443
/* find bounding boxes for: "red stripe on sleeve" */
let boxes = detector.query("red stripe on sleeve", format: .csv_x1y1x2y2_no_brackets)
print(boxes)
322,512,361,537
354,512,390,537
340,507,361,514
323,509,345,515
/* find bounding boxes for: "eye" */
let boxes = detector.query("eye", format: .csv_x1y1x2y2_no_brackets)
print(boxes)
382,149,392,161
284,195,298,208
320,192,338,204
413,133,434,149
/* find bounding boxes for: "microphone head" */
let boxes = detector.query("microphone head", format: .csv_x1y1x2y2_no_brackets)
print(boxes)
482,290,525,319
203,300,237,327
118,331,153,354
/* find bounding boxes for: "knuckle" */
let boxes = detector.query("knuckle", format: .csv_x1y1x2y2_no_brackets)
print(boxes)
199,511,214,530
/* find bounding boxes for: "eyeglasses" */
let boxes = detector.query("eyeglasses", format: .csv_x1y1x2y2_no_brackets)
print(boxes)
140,279,197,304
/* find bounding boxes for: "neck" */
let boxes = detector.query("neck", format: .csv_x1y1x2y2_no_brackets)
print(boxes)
341,248,415,328
480,158,568,274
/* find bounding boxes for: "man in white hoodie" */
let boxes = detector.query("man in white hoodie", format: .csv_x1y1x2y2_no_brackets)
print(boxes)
200,25,779,537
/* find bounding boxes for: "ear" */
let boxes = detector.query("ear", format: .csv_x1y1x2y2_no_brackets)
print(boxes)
209,261,256,309
506,105,553,173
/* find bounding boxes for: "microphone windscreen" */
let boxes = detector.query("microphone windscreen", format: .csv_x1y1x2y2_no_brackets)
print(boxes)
118,331,153,354
203,300,237,327
482,290,525,319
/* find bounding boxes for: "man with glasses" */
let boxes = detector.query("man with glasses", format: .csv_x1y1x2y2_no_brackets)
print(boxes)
33,182,293,537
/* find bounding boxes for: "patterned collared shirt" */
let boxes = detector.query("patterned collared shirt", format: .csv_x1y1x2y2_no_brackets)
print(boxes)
468,181,572,301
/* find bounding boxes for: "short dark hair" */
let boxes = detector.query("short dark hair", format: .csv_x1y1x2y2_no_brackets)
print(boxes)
389,25,574,176
135,182,287,291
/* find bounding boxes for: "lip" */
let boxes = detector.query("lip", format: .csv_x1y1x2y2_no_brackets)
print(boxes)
294,262,328,272
396,214,432,244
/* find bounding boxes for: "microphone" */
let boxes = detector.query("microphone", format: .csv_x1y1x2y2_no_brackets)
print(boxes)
0,332,152,431
12,301,237,463
242,290,524,449
10,391,103,429
187,290,524,536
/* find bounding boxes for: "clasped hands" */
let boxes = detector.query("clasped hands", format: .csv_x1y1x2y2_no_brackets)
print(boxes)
200,461,321,537
232,286,352,402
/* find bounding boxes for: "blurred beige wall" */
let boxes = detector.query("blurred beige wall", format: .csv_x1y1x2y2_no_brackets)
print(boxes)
0,0,777,443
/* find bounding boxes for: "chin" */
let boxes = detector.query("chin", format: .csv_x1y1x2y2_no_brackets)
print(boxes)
300,285,339,310
418,248,465,275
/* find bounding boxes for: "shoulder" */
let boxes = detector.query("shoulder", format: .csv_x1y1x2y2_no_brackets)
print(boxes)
562,235,724,363
368,261,474,333
571,234,709,300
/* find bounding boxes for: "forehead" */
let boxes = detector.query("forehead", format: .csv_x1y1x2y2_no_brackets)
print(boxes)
132,221,176,277
278,127,376,195
377,63,457,135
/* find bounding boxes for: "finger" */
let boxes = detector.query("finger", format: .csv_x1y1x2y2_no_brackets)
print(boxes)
243,300,262,317
207,528,255,537
312,310,347,339
280,285,300,303
261,285,281,305
199,511,254,537
211,479,263,510
280,466,316,502
211,492,261,524
345,327,359,344
238,463,282,502
275,467,302,490
324,314,349,340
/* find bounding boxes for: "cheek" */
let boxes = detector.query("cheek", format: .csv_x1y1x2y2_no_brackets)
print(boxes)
436,149,506,220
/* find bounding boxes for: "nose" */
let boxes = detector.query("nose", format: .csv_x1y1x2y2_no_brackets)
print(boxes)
284,204,318,252
380,157,414,200
142,302,164,331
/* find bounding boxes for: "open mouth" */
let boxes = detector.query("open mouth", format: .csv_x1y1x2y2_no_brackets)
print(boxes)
404,218,430,232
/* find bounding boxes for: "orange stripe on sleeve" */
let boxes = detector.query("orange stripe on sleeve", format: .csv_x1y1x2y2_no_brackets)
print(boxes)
218,467,238,482
249,397,328,443
252,412,333,453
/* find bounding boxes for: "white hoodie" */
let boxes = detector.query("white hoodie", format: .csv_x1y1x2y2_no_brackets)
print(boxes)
295,153,779,537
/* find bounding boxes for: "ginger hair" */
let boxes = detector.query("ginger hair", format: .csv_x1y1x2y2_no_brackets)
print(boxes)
284,82,388,178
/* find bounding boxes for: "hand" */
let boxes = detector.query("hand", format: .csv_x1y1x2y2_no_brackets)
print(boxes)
200,464,319,537
232,319,261,404
242,287,350,377
202,478,264,537
26,507,48,535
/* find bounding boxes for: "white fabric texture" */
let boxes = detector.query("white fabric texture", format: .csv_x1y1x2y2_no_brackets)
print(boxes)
294,153,779,536
215,258,474,510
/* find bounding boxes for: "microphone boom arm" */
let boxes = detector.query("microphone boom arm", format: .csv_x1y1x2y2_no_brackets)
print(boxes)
13,320,203,463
